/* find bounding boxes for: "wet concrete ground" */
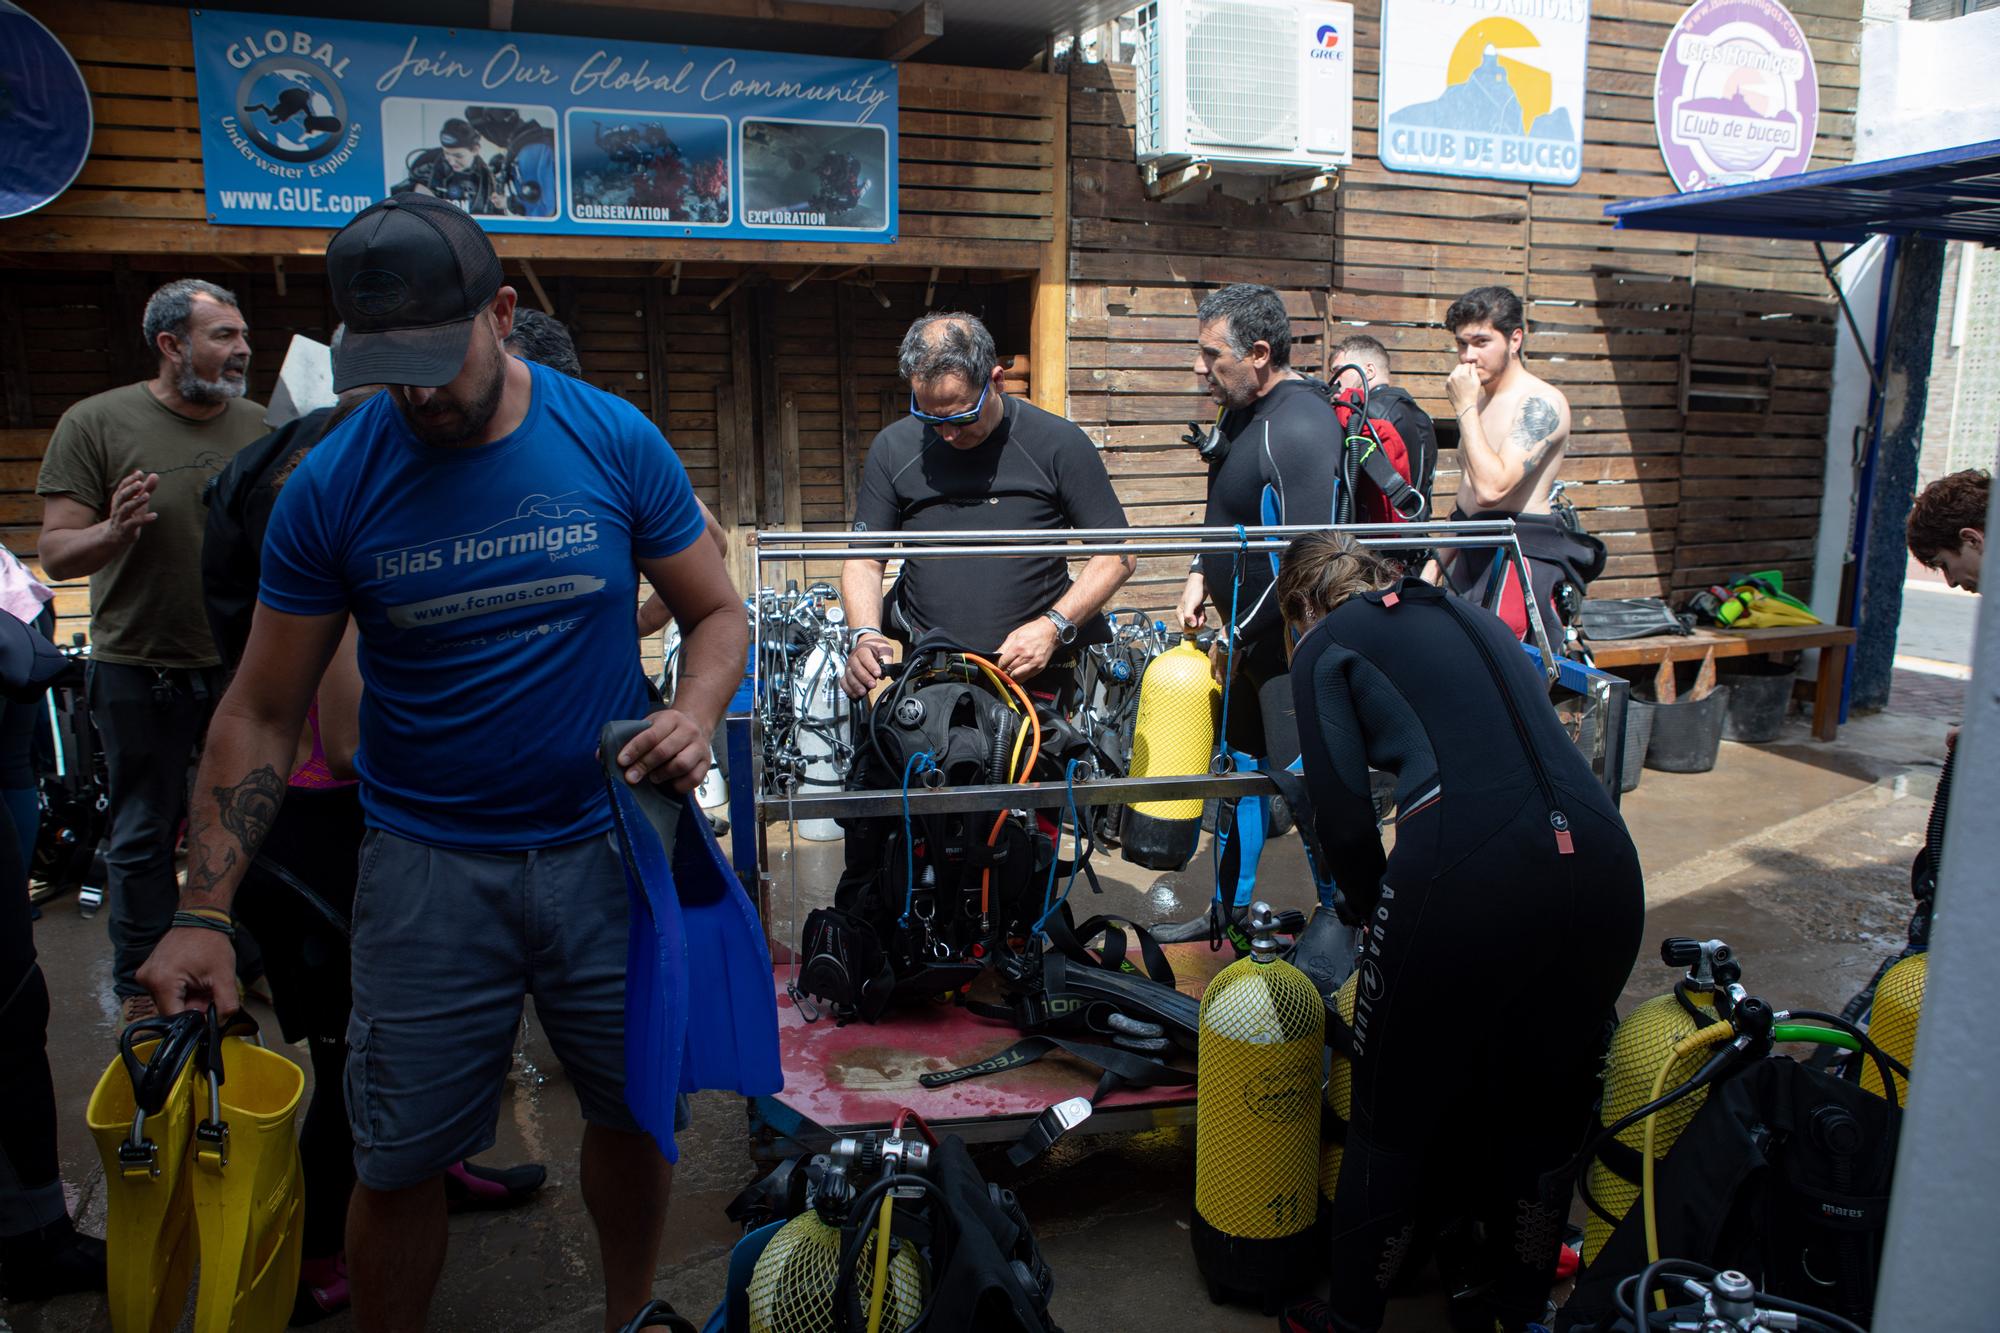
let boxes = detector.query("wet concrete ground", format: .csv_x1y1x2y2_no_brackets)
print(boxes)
3,699,1950,1333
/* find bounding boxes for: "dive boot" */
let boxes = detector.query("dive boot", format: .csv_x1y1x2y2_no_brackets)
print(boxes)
0,1215,107,1302
1150,898,1244,946
1287,902,1358,1002
444,1159,547,1212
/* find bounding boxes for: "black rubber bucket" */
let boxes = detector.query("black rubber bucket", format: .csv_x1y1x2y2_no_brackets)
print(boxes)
1721,660,1797,743
1644,685,1733,774
1621,700,1655,792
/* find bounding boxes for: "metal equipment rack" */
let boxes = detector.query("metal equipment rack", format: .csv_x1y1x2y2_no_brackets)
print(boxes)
724,520,1621,1156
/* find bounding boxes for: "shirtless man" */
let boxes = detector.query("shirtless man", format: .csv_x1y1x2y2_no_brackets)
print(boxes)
1444,286,1570,514
1429,286,1590,638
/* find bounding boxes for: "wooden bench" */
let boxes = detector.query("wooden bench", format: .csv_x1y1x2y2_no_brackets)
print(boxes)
1585,625,1860,742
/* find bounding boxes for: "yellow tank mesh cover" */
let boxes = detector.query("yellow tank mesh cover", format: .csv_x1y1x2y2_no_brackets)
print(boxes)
1861,953,1926,1103
1581,990,1717,1264
1128,642,1219,820
1320,971,1358,1205
747,1211,926,1333
1196,955,1325,1240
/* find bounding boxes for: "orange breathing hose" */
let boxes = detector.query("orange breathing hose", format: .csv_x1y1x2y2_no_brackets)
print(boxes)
962,652,1039,915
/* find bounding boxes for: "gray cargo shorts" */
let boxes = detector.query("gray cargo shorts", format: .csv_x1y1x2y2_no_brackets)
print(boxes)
345,826,675,1191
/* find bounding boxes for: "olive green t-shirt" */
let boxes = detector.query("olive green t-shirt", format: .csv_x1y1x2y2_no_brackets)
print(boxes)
37,383,267,667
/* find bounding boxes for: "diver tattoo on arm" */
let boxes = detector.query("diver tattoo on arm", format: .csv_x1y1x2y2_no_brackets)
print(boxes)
1511,396,1563,470
182,764,285,905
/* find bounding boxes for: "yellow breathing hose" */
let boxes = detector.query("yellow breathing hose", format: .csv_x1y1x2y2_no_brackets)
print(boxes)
968,657,1022,714
866,1190,895,1333
1641,1019,1735,1307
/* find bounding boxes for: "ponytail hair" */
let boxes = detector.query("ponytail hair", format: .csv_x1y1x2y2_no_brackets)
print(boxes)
1275,532,1403,644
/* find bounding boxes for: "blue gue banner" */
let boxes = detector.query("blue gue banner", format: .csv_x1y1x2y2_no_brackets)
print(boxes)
189,9,898,243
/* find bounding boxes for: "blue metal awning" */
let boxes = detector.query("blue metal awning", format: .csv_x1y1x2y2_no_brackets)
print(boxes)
1605,139,2000,245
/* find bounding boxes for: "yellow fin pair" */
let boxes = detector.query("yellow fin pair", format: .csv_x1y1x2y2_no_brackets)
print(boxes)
85,1010,304,1332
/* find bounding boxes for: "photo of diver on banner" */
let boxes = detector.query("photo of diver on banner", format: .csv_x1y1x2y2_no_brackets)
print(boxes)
566,111,731,225
383,98,558,218
740,118,890,231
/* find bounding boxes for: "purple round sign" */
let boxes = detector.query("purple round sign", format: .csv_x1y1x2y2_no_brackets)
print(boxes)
1655,0,1819,192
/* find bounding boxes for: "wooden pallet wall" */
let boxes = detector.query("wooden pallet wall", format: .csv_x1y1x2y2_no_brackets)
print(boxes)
1069,0,1861,612
1068,67,1334,612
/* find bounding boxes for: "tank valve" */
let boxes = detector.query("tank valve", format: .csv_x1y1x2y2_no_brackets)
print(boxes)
1661,936,1732,990
1246,901,1283,963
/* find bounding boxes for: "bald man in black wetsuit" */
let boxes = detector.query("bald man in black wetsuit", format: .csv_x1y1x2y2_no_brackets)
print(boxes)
1169,283,1342,939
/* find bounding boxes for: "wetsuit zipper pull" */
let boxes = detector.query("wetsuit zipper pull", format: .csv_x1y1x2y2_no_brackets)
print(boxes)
1551,810,1574,856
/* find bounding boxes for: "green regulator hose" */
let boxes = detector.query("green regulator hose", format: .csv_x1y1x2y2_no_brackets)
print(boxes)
1773,1023,1859,1051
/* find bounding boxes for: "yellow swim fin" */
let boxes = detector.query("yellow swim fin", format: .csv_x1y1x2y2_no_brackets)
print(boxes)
189,1011,305,1333
87,1015,204,1333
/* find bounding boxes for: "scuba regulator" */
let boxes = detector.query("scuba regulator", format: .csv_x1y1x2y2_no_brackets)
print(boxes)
1595,1260,1867,1333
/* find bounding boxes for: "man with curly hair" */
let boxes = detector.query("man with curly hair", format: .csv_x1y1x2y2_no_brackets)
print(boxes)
1907,468,1988,594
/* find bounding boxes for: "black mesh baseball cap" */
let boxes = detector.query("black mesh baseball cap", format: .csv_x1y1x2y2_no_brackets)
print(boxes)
326,194,504,392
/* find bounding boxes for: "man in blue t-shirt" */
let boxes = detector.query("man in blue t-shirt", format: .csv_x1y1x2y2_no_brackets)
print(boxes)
138,195,748,1328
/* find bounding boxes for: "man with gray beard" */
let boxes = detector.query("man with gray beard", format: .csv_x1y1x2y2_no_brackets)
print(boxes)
37,278,265,1021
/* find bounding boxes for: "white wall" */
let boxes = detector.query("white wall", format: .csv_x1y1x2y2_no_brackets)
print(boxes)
1809,239,1892,644
1857,8,2000,162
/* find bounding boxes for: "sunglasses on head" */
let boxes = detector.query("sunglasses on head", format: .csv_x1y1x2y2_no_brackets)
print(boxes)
909,378,991,427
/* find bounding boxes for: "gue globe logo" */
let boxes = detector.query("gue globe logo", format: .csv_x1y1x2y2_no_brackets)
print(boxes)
1655,0,1819,192
221,27,359,170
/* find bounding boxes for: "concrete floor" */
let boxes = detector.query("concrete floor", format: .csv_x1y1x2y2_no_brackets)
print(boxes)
2,698,1949,1333
1895,579,1979,673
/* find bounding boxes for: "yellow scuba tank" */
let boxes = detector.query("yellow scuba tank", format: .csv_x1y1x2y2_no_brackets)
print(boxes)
1860,952,1926,1103
746,1211,924,1333
1318,971,1358,1213
746,1130,929,1333
1122,633,1220,871
1192,902,1325,1312
1581,938,1733,1265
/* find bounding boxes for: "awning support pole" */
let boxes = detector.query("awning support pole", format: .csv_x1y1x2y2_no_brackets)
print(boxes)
1818,241,1885,397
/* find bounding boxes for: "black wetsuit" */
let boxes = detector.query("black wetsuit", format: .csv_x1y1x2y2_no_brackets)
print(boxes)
1198,378,1341,897
1290,577,1643,1332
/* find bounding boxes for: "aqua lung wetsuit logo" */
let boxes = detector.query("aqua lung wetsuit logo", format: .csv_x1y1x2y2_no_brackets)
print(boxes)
220,30,363,176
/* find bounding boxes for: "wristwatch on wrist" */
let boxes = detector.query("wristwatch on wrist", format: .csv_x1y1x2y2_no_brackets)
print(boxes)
1043,609,1078,645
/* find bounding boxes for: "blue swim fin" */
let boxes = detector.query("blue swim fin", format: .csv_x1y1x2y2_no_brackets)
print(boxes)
604,723,690,1162
666,787,783,1099
601,722,781,1163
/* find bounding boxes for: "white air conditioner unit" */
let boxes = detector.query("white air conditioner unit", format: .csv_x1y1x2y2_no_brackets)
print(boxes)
1133,0,1355,171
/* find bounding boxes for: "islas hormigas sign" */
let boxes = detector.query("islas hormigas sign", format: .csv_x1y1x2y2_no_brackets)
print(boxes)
1655,0,1820,192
